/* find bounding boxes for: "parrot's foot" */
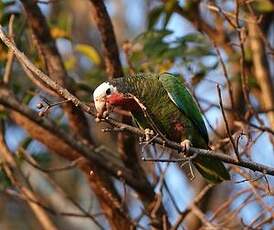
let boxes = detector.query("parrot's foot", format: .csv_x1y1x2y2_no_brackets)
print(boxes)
180,139,192,153
102,110,109,118
179,154,196,181
144,128,155,142
140,129,159,153
95,112,108,122
95,109,109,121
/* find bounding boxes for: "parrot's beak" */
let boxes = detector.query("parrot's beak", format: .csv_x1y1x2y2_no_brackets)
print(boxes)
93,90,124,118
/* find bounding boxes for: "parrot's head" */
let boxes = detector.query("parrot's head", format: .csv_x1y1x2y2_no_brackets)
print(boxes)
93,82,118,117
93,81,140,118
93,81,130,118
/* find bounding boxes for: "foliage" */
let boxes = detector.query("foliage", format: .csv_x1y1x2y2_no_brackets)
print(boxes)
0,0,273,229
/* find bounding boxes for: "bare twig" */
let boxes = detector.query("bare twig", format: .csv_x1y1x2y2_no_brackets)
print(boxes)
36,98,70,117
213,43,235,111
205,3,259,25
217,84,240,161
0,121,58,230
20,149,83,173
171,184,214,230
3,15,15,84
4,189,105,221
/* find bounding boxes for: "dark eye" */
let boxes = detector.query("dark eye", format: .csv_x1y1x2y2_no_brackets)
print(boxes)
106,88,111,95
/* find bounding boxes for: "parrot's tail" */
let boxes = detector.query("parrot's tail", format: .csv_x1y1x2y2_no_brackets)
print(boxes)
193,155,231,184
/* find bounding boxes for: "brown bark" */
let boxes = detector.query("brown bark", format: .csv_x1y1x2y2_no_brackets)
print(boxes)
0,122,58,230
20,1,132,227
20,0,92,140
88,0,170,227
248,19,274,130
89,0,123,78
0,86,133,229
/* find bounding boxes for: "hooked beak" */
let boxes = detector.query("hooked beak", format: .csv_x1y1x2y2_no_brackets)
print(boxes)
94,98,107,118
94,92,124,118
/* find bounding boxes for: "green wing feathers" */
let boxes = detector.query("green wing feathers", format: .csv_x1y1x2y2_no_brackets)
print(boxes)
159,73,209,143
159,73,230,183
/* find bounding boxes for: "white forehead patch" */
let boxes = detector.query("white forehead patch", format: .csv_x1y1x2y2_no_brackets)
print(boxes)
93,82,117,100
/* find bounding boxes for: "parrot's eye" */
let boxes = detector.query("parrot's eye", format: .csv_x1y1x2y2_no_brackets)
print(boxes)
106,88,111,95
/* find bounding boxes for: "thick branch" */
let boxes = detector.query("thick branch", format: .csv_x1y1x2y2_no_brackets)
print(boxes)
20,0,93,140
89,0,123,78
247,17,274,130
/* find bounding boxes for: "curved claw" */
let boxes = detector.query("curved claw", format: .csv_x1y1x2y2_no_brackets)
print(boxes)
180,139,192,152
102,110,109,118
144,128,154,142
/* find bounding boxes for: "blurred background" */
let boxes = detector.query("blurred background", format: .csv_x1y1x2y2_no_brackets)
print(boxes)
0,0,273,229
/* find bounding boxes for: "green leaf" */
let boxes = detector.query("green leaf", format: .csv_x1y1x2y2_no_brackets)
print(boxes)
18,136,33,150
0,167,11,190
22,92,34,105
0,111,8,119
252,0,273,12
177,33,207,44
135,30,172,58
148,6,164,29
75,44,101,65
135,29,172,43
64,56,76,70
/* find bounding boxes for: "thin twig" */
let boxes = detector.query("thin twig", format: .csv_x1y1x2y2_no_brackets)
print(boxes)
37,98,70,117
4,189,105,219
217,84,240,160
0,121,58,230
3,15,15,84
20,149,82,173
171,184,213,230
213,43,235,111
128,93,169,143
142,155,197,163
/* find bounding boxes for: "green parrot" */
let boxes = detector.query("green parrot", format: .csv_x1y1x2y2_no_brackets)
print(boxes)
93,73,230,183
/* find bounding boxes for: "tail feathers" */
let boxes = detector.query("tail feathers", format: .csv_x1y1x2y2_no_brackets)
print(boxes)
194,155,231,184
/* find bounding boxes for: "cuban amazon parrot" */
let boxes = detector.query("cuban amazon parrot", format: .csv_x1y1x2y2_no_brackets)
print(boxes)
93,73,230,183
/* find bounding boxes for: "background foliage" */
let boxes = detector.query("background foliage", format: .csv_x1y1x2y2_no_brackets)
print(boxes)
0,0,273,229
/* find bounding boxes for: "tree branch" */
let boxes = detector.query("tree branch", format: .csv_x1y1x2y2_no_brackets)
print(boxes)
105,117,274,176
0,121,58,230
88,0,123,78
87,1,170,227
20,0,93,141
0,25,273,177
247,13,274,131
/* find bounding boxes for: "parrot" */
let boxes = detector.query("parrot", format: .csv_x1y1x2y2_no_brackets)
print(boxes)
93,72,230,183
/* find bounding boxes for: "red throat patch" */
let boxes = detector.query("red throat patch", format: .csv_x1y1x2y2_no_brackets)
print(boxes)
106,93,141,112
